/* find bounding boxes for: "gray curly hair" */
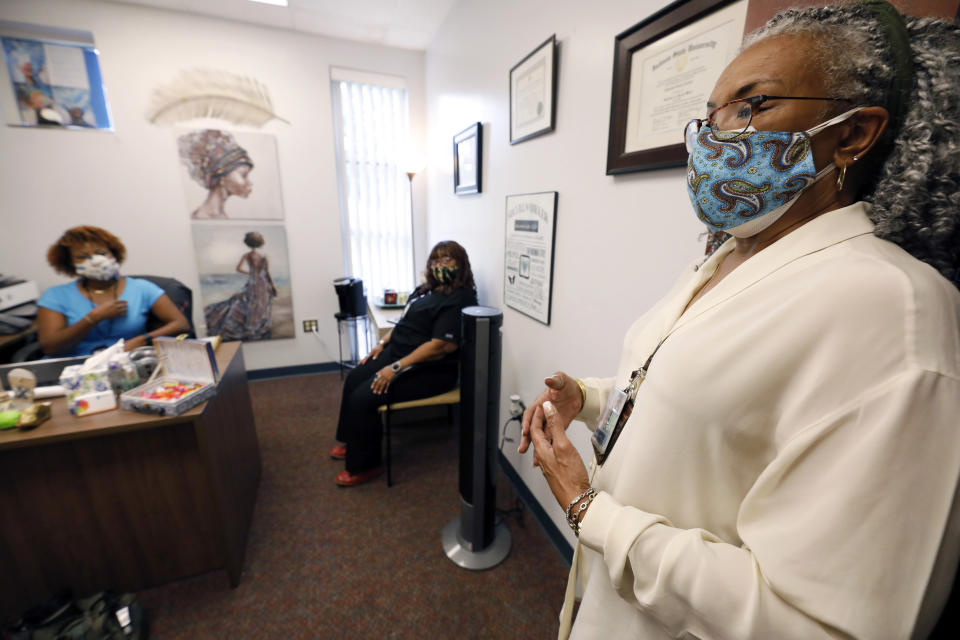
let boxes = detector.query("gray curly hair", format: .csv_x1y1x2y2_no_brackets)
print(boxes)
741,3,960,287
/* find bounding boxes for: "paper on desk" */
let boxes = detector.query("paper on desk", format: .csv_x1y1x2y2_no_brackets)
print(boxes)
34,385,66,399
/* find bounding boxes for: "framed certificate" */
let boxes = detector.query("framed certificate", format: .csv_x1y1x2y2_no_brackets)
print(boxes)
606,0,748,174
453,122,482,195
509,35,557,144
503,191,557,325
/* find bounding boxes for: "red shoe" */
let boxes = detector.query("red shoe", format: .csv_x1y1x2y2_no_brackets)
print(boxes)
330,444,347,460
335,466,384,487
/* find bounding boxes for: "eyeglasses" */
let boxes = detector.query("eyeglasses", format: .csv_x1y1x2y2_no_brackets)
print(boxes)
684,95,853,152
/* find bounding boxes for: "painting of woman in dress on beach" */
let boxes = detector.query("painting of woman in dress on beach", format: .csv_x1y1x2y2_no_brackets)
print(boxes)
193,225,294,341
204,231,276,340
177,128,284,220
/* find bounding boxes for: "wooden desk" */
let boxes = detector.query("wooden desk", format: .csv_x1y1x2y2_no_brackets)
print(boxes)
0,342,261,621
368,302,403,339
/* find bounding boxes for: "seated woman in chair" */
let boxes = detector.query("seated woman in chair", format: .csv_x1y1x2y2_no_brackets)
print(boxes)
331,240,478,487
36,225,191,357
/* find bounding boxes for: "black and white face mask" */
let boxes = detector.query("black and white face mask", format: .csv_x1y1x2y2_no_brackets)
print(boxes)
431,266,459,284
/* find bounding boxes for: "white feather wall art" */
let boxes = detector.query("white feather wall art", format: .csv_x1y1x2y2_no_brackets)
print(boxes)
147,68,289,127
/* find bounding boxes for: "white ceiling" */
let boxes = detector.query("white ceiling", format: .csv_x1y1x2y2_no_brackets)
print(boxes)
102,0,458,50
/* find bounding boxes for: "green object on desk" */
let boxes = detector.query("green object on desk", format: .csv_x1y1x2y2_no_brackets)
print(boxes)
0,409,21,430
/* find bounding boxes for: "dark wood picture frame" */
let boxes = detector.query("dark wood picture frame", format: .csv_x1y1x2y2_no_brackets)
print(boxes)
453,122,482,195
606,0,744,174
509,34,558,144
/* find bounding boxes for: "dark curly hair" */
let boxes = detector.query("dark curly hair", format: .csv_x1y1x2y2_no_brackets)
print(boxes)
423,240,476,292
244,231,265,248
46,225,127,276
743,3,960,287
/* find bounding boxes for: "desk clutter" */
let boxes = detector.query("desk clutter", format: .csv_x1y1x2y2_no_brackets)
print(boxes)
0,367,52,430
0,336,222,431
0,401,51,431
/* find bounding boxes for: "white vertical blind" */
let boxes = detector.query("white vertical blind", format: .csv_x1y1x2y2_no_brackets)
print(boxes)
332,78,413,302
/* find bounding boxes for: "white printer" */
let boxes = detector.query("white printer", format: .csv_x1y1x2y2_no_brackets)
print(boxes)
0,276,39,334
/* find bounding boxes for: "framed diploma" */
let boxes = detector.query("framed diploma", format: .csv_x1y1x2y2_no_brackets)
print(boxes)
453,122,482,195
606,0,748,174
503,191,557,325
509,35,557,144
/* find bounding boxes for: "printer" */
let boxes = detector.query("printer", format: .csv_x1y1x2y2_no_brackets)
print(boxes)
0,276,39,334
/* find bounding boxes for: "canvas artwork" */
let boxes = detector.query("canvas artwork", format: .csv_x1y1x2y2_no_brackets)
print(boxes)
176,127,284,220
192,223,294,341
2,35,112,128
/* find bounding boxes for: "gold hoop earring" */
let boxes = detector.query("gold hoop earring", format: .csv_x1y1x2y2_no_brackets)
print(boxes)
836,164,847,191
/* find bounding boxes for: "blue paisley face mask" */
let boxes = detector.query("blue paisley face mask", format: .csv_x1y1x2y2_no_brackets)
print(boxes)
686,108,861,238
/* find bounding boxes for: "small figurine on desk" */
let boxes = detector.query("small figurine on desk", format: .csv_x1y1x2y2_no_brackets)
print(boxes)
7,368,36,410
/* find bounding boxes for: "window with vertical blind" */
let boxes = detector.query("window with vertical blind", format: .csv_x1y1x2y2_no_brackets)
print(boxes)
330,68,414,303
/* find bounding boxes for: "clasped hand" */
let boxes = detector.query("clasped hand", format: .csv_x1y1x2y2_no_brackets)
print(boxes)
520,372,591,509
91,299,127,322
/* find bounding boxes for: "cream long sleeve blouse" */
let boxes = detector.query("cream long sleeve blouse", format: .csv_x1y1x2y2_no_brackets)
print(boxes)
570,202,960,640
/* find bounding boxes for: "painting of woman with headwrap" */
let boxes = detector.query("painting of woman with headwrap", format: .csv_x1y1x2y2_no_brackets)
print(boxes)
176,128,284,220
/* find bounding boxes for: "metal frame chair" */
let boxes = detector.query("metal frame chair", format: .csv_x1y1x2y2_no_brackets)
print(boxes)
378,360,460,487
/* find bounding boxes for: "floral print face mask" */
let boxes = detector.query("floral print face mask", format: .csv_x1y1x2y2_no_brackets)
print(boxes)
75,254,119,281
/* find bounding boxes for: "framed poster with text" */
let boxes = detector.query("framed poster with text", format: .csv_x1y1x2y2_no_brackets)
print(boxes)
503,191,557,325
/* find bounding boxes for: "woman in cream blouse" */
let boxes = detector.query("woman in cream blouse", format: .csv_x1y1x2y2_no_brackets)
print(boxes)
521,3,960,638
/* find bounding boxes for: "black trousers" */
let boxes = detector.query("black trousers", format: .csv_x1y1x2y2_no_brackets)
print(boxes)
334,345,458,473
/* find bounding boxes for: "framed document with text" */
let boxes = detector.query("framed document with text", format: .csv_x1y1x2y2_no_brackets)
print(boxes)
504,191,557,325
454,122,482,195
509,35,557,144
606,0,748,174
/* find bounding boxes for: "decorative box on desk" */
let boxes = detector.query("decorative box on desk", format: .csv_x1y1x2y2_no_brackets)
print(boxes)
120,337,220,416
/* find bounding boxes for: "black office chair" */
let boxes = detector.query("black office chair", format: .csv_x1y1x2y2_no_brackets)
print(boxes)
129,275,195,338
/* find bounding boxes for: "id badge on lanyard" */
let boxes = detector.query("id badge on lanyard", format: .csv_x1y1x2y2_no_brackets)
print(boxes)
590,337,664,465
590,367,645,465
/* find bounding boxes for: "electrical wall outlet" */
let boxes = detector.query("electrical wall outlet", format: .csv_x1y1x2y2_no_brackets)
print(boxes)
302,319,319,333
509,394,524,418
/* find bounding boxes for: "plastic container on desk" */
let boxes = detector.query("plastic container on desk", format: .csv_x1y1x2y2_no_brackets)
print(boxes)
120,337,219,417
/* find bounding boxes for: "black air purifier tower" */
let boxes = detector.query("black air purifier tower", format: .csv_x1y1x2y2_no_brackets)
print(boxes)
442,306,511,569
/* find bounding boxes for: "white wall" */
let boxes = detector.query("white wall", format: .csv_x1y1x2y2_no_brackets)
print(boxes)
424,0,706,544
0,0,426,371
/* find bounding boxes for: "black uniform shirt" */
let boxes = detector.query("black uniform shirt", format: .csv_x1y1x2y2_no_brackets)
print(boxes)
388,286,478,359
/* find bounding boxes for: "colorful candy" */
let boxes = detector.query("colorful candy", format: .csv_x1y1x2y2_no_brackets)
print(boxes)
140,381,204,402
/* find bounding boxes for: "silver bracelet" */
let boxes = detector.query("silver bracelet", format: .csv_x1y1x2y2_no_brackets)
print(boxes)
565,487,597,537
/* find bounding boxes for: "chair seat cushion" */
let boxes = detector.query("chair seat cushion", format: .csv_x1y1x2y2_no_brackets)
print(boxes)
379,388,460,411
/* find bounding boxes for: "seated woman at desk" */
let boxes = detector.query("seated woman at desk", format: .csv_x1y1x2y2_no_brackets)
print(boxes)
36,225,191,357
331,240,478,487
